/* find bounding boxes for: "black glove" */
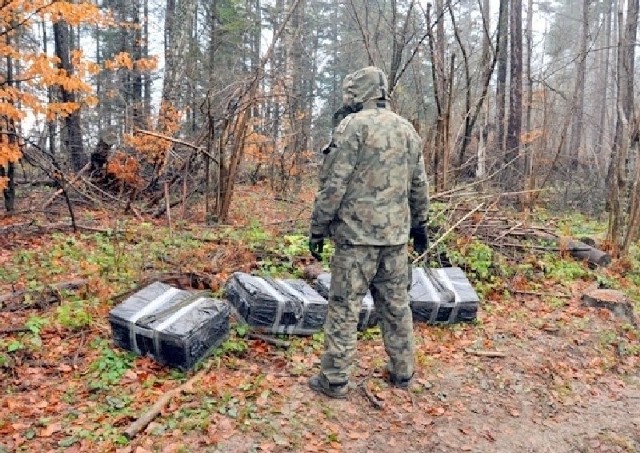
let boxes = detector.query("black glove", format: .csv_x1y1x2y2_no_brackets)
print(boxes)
309,233,325,261
410,226,428,255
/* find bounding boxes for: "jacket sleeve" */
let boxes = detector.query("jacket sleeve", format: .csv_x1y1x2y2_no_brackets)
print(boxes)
409,132,429,229
310,119,359,237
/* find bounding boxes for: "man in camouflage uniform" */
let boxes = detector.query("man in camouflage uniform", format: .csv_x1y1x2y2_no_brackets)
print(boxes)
308,66,429,398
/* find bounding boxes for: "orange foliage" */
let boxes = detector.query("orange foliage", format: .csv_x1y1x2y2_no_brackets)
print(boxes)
104,52,134,70
124,103,181,168
0,1,155,173
106,151,143,188
0,1,111,170
135,56,159,72
244,130,274,164
521,129,543,145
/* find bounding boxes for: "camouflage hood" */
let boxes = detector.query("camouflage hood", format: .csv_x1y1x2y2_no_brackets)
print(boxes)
346,66,388,105
342,73,354,105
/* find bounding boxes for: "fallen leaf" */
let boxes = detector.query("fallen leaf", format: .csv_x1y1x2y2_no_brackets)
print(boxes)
347,431,370,440
134,447,153,453
40,422,62,437
259,441,275,451
483,431,496,442
427,407,446,416
58,364,72,372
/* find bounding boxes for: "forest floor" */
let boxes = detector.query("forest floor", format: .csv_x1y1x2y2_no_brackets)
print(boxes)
0,183,639,453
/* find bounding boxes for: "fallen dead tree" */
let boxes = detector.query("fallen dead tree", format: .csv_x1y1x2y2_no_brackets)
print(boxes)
427,191,611,268
0,279,88,312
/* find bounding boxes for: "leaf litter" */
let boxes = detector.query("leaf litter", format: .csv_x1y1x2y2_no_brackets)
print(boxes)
0,185,639,452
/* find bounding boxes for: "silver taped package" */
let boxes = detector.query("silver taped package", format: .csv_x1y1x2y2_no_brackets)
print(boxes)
109,282,230,370
410,267,479,324
225,272,328,335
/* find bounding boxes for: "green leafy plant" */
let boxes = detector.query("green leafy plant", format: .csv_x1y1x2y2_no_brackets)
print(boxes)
447,239,504,296
556,213,606,238
359,325,381,341
88,338,135,391
25,315,48,336
56,299,93,331
540,253,589,283
216,326,250,357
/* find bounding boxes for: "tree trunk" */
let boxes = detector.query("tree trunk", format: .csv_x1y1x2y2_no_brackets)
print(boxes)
42,20,57,156
476,0,492,181
427,0,449,191
143,0,151,120
161,0,197,118
495,0,508,167
523,0,534,210
596,0,612,163
620,0,639,251
132,0,144,129
53,20,86,171
568,0,590,162
607,2,629,256
505,0,522,191
450,5,472,179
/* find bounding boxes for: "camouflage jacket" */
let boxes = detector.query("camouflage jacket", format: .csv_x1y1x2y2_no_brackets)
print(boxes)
310,99,429,246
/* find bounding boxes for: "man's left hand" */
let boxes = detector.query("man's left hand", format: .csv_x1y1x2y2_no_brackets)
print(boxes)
309,234,325,261
410,226,428,255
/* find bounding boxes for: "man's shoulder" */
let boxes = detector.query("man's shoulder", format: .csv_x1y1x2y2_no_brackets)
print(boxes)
341,109,419,137
349,108,406,124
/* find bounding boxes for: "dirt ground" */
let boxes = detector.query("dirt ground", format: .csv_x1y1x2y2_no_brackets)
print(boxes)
132,289,640,453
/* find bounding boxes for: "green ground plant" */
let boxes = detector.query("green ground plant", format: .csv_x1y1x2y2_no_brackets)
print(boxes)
88,338,135,391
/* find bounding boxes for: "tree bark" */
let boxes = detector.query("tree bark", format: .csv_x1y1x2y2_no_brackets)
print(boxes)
505,0,522,191
476,0,492,181
568,0,590,161
161,0,197,118
495,0,508,167
53,20,86,171
596,0,612,162
523,0,534,210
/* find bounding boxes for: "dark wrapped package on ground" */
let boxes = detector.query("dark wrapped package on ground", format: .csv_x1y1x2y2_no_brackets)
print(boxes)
410,267,479,324
225,272,328,335
109,282,230,370
315,273,377,331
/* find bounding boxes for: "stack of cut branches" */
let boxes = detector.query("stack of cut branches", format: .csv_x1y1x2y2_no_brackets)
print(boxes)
427,188,611,268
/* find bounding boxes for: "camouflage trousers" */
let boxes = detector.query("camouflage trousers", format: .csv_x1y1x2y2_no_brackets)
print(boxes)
320,243,415,385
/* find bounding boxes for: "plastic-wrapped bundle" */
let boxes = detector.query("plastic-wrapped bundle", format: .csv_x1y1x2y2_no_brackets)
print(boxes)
109,282,230,370
315,273,378,331
225,272,328,335
410,267,479,324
